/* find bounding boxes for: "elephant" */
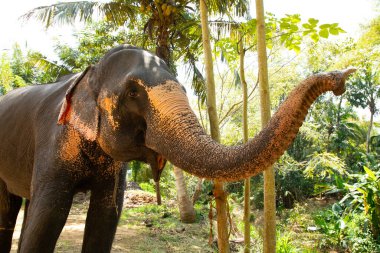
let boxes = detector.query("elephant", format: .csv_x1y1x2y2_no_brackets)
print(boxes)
0,44,355,252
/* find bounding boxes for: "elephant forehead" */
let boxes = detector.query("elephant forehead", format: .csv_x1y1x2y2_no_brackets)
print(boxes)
99,96,117,113
146,80,190,117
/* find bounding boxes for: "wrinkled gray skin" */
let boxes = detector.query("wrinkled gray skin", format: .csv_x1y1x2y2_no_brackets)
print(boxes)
0,45,353,253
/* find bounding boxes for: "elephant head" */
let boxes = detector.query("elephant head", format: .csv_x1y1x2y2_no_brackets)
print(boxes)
57,45,355,182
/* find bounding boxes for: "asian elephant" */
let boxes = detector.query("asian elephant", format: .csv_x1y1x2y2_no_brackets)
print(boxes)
0,45,354,252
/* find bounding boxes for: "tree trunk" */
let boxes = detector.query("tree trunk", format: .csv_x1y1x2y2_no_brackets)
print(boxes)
335,96,343,154
155,181,162,205
239,31,251,253
192,178,204,205
255,1,276,252
367,98,375,154
173,166,196,223
200,0,230,251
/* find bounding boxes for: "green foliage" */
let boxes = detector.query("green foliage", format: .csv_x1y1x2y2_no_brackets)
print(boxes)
216,13,345,67
140,182,155,193
275,153,314,208
276,232,297,253
129,161,143,182
340,166,380,241
344,213,380,253
304,152,347,180
313,203,347,247
55,21,129,71
156,163,176,200
0,44,63,94
0,53,16,94
347,63,380,113
314,205,380,251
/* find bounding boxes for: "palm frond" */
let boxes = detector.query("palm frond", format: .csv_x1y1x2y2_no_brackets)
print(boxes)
21,1,99,28
21,1,138,28
191,64,207,105
102,1,138,26
205,0,249,17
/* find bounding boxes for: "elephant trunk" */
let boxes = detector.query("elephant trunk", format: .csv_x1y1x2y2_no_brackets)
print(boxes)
145,69,355,182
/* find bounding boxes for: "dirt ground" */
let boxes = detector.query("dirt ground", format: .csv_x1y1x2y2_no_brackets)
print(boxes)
11,190,211,253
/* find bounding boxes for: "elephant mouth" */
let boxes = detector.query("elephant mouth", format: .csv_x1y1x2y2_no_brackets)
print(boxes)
135,128,146,144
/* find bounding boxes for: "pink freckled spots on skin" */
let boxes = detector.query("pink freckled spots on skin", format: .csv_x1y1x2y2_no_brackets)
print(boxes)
68,111,98,141
99,96,119,130
59,128,81,161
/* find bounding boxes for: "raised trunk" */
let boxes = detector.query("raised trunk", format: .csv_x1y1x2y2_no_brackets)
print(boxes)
145,69,355,182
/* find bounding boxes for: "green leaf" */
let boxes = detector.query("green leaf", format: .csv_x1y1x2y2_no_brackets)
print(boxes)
332,203,343,214
319,29,329,38
292,45,301,54
290,24,299,32
303,30,312,36
357,187,367,196
302,23,311,29
319,24,331,29
308,18,319,26
364,166,377,181
280,22,290,30
329,28,339,35
335,174,344,189
337,28,346,33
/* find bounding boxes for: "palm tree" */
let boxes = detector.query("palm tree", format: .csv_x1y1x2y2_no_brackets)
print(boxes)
173,166,196,223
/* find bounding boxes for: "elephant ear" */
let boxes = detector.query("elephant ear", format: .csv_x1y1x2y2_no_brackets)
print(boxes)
57,66,99,141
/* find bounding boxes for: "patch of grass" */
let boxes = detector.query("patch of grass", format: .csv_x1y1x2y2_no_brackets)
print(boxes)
118,203,213,252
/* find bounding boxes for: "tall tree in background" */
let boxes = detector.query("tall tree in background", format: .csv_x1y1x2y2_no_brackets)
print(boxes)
199,0,230,251
238,30,251,253
347,63,380,154
255,0,276,252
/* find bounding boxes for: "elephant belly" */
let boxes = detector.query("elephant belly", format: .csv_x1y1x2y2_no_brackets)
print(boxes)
0,127,34,199
0,150,33,198
0,170,31,199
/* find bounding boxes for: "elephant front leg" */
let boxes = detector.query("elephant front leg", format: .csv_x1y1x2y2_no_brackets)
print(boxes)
82,169,126,253
19,179,74,253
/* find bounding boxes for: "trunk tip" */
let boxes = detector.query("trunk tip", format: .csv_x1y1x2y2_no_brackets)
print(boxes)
332,67,357,96
343,67,357,79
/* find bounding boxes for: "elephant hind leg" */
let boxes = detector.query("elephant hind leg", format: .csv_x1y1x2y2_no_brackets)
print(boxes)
0,180,22,253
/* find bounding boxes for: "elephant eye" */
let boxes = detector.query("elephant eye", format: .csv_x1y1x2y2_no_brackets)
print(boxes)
128,90,138,98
